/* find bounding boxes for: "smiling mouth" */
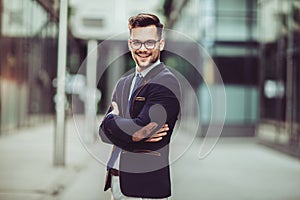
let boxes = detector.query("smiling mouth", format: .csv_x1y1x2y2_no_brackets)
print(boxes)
137,54,151,58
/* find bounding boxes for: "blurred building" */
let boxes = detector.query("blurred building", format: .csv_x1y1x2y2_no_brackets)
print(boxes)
257,0,300,156
172,0,259,136
0,0,80,132
0,0,299,156
171,0,300,155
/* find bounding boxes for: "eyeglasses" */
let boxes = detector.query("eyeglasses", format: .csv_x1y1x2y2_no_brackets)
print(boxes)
129,39,160,50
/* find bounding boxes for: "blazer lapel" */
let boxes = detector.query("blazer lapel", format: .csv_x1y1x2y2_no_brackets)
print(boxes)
143,63,165,83
121,74,134,117
128,63,166,114
135,63,165,94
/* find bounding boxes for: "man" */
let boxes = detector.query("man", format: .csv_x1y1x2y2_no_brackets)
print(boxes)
99,13,181,200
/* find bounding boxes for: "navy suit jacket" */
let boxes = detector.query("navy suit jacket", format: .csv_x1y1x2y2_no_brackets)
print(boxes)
99,63,181,198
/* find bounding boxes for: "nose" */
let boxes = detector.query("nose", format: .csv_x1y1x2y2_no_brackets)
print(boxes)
139,43,147,51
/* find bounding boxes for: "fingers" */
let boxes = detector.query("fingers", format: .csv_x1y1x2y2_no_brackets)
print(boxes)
146,137,163,142
111,101,118,110
132,123,169,142
151,131,167,138
146,124,168,143
132,122,158,142
155,124,169,134
111,101,119,115
146,132,167,142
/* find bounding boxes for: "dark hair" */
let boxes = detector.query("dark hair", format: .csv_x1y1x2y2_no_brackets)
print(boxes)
128,13,164,38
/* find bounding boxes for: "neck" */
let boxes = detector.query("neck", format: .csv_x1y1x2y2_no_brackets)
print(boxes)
136,66,144,73
136,59,160,72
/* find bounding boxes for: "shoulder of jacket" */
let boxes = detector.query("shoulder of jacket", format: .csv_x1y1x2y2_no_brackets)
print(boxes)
116,74,133,85
157,66,178,81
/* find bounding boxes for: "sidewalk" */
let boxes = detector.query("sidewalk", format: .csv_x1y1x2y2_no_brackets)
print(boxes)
0,118,110,200
1,118,300,200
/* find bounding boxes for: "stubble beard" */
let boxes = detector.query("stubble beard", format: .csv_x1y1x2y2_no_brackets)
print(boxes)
133,51,159,70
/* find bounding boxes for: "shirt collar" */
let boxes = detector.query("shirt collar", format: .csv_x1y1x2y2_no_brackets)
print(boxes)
135,60,161,78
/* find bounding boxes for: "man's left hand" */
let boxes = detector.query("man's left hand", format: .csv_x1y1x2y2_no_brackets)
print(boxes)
111,101,119,115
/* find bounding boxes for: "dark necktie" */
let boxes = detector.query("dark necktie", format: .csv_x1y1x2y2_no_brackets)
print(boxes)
131,73,143,98
107,73,143,170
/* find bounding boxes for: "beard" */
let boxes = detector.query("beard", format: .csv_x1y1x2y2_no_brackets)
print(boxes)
133,50,159,69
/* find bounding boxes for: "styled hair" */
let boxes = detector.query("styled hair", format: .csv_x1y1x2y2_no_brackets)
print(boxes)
128,13,164,38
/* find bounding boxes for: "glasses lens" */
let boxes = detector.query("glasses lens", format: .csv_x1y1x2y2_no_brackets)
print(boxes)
145,40,156,49
131,41,141,49
130,40,159,50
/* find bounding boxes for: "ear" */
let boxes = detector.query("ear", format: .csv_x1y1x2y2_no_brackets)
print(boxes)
159,39,165,51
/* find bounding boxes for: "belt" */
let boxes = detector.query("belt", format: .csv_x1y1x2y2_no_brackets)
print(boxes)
109,168,120,176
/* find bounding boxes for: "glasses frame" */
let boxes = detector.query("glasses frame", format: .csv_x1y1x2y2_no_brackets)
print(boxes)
129,39,161,50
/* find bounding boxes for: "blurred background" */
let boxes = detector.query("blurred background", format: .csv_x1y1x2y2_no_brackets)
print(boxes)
0,0,299,200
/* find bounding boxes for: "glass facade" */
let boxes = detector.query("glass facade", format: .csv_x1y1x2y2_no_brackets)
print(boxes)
0,0,80,132
258,0,300,147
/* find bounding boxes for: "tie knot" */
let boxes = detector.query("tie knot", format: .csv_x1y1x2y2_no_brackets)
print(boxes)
136,73,142,79
132,73,143,94
135,73,142,84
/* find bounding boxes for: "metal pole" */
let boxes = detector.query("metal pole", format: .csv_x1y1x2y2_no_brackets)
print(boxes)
106,45,123,106
54,0,68,166
0,0,3,135
84,40,98,143
286,3,294,144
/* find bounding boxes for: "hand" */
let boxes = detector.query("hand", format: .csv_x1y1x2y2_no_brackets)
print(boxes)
111,101,119,115
132,123,169,142
132,122,158,142
146,124,169,142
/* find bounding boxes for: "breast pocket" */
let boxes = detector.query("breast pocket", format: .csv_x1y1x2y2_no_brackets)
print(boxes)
132,96,146,113
135,96,146,101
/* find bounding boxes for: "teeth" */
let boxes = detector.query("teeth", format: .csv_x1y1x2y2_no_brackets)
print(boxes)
138,54,149,58
138,54,150,58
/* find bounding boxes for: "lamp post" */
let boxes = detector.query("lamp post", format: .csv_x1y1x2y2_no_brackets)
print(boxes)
54,0,68,166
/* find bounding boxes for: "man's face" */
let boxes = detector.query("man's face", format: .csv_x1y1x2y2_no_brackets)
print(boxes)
128,25,164,71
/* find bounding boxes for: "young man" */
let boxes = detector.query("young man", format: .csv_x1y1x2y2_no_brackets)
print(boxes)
99,13,181,200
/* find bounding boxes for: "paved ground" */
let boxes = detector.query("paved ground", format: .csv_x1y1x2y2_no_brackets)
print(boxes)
0,118,300,200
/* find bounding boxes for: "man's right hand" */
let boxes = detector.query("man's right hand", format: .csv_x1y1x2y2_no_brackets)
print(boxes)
146,124,169,142
132,123,169,142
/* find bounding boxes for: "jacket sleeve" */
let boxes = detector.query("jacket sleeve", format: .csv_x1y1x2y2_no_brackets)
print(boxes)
98,108,113,144
98,80,118,145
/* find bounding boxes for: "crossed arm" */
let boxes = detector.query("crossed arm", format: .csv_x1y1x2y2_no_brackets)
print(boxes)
109,101,168,143
99,78,180,149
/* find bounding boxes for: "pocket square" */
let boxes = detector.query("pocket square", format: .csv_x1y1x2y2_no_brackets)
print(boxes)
135,96,146,101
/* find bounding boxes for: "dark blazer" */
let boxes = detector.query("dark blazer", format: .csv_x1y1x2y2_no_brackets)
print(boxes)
99,63,181,198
